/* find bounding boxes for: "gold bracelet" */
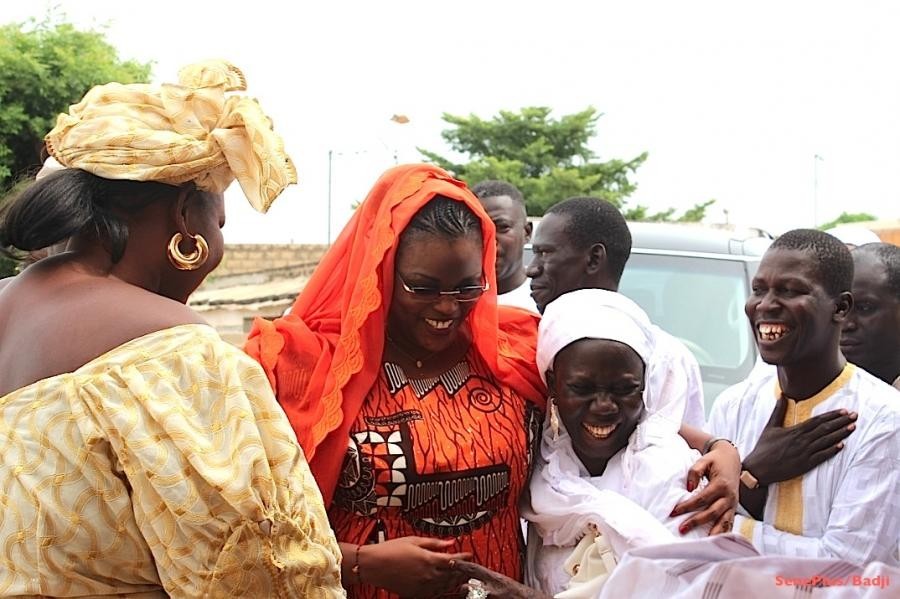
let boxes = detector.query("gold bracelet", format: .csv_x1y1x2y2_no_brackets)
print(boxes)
351,544,363,585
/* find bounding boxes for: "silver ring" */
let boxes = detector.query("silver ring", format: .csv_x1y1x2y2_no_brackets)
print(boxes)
467,579,489,599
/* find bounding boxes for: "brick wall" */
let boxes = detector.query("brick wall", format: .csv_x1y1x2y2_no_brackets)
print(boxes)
211,244,328,278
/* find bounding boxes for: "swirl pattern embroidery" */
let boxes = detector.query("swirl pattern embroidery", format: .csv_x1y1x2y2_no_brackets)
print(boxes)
330,350,535,598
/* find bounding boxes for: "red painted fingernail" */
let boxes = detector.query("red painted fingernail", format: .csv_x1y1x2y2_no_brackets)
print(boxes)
687,480,696,492
670,509,678,517
680,524,691,534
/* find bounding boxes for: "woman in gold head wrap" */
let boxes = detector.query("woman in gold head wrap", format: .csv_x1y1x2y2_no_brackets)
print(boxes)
0,61,344,598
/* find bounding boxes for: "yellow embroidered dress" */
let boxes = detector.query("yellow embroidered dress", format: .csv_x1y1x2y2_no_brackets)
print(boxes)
0,324,344,598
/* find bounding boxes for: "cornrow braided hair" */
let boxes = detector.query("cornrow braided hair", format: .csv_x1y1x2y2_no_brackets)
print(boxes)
401,195,482,244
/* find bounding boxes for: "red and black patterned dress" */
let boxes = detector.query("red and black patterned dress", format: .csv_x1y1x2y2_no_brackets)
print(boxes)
330,349,541,598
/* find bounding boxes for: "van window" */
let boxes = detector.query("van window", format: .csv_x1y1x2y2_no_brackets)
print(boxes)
620,253,756,409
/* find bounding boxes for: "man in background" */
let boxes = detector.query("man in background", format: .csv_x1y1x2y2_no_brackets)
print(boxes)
472,180,536,312
841,242,900,389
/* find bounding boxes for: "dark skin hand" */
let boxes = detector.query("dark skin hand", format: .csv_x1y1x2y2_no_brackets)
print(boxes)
739,395,857,519
670,437,741,534
452,560,550,599
670,424,741,535
346,537,472,598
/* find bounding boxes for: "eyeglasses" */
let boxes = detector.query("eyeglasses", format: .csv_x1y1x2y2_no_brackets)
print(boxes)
569,382,645,399
397,275,489,303
599,384,645,398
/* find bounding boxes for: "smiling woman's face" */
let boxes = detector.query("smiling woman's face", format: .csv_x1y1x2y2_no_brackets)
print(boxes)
550,338,645,476
388,232,484,356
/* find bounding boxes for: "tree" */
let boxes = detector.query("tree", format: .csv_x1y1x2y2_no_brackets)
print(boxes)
0,178,31,277
0,16,152,189
622,198,716,223
0,253,15,279
0,16,151,277
419,107,644,215
419,106,713,222
817,211,878,231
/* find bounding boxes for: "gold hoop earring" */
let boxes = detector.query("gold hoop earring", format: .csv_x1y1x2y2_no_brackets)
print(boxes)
549,398,560,441
167,232,209,271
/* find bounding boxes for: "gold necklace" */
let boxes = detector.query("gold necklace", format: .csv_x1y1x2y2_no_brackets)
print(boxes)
385,334,439,369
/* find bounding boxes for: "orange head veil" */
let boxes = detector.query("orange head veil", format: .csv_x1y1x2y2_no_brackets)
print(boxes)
245,164,545,503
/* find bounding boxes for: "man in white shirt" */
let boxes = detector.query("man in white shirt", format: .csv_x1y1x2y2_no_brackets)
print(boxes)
472,180,537,312
526,196,706,429
708,229,900,565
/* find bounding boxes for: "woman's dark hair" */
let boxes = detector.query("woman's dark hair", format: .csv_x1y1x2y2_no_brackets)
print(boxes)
400,194,482,246
0,169,180,263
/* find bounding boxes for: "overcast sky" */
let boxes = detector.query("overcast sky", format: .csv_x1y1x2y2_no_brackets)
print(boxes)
9,1,900,242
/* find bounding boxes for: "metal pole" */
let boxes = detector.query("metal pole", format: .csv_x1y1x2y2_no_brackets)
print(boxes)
327,149,333,246
813,154,823,227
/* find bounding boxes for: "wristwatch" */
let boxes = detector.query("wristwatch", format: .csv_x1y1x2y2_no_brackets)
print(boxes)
740,469,760,489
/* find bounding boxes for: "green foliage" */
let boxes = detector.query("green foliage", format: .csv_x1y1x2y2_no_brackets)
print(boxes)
818,211,877,231
621,198,716,223
420,107,647,216
419,107,713,222
0,16,152,188
0,254,16,278
622,205,675,222
0,178,33,276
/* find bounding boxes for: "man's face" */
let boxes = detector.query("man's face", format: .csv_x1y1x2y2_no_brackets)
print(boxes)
841,252,900,376
745,248,845,368
526,212,587,313
479,194,530,288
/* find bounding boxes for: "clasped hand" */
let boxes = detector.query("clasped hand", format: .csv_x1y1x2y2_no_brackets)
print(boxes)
358,536,471,597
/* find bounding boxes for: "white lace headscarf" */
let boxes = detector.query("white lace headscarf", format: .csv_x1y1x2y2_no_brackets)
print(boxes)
526,289,680,552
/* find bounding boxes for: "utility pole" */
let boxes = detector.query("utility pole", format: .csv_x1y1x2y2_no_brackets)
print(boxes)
813,154,824,227
327,116,409,245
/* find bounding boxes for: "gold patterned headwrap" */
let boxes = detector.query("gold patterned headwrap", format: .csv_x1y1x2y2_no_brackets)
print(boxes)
44,60,296,213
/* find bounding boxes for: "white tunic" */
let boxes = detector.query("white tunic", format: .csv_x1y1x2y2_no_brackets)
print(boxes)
524,415,708,596
649,327,706,428
708,364,900,565
497,277,539,313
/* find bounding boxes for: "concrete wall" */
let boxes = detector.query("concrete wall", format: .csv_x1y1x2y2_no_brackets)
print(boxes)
211,244,328,278
194,243,327,346
202,303,291,347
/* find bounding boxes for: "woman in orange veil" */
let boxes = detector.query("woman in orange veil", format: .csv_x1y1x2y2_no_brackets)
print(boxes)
246,164,545,597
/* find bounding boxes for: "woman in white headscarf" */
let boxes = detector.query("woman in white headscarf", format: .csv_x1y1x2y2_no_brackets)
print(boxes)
453,289,709,599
